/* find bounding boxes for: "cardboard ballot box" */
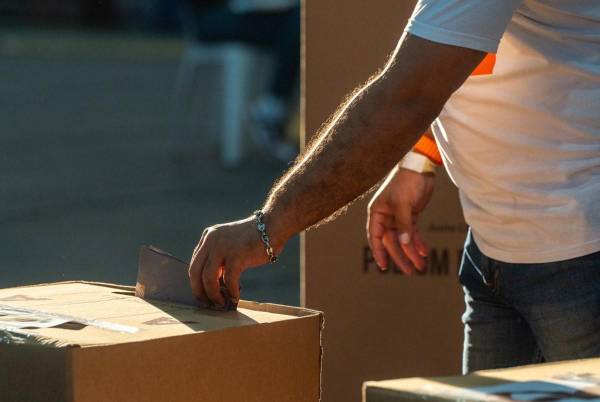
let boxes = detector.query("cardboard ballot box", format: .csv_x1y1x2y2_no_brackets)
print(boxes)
363,358,600,402
304,6,467,402
0,281,323,402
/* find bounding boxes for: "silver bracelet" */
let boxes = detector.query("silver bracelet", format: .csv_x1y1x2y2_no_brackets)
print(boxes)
253,210,278,263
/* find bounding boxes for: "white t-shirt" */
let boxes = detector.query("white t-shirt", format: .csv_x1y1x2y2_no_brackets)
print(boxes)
406,0,600,263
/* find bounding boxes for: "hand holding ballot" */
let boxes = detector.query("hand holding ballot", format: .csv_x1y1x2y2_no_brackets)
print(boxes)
188,215,285,309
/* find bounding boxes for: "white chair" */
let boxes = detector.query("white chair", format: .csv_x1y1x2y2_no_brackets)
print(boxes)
170,42,271,167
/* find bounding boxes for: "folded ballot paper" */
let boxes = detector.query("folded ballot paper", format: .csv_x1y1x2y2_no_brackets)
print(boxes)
135,245,238,311
0,247,323,402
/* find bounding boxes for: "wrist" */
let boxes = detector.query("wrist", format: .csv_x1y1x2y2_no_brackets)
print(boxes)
254,209,291,256
398,151,438,175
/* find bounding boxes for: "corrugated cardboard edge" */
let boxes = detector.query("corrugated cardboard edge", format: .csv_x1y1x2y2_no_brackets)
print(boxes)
239,298,324,400
320,312,325,401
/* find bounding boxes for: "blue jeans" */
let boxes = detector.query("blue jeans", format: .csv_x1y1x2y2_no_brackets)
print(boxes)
459,230,600,374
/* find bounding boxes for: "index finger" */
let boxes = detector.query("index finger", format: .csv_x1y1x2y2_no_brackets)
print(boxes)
189,249,209,307
191,228,209,263
189,232,210,307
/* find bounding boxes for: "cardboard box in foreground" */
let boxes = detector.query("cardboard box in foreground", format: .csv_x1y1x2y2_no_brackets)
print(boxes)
364,358,600,402
0,281,322,402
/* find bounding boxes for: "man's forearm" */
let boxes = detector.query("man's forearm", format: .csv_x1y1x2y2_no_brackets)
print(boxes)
189,35,485,308
262,35,484,249
263,75,433,246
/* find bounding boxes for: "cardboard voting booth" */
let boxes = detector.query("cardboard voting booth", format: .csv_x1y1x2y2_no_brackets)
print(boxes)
364,358,600,402
303,1,467,401
0,281,323,402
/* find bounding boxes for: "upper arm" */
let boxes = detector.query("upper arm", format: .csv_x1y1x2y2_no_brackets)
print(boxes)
379,0,522,120
381,34,486,122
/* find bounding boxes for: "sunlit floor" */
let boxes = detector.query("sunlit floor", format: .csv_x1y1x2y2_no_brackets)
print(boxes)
0,28,299,305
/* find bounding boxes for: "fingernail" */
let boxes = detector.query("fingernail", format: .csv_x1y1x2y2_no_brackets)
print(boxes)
400,233,411,245
230,297,239,305
379,265,388,272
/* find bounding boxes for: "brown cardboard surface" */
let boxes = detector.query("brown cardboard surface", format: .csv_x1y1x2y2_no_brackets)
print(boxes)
0,281,302,346
302,2,466,402
0,281,323,402
363,358,600,402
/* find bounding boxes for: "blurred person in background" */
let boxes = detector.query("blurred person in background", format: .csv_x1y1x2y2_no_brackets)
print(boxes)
179,0,300,161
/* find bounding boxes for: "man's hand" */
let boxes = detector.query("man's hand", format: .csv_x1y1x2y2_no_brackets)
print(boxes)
188,216,284,308
367,166,435,274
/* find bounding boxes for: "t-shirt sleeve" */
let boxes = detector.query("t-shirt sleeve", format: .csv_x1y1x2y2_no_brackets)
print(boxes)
405,0,524,53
